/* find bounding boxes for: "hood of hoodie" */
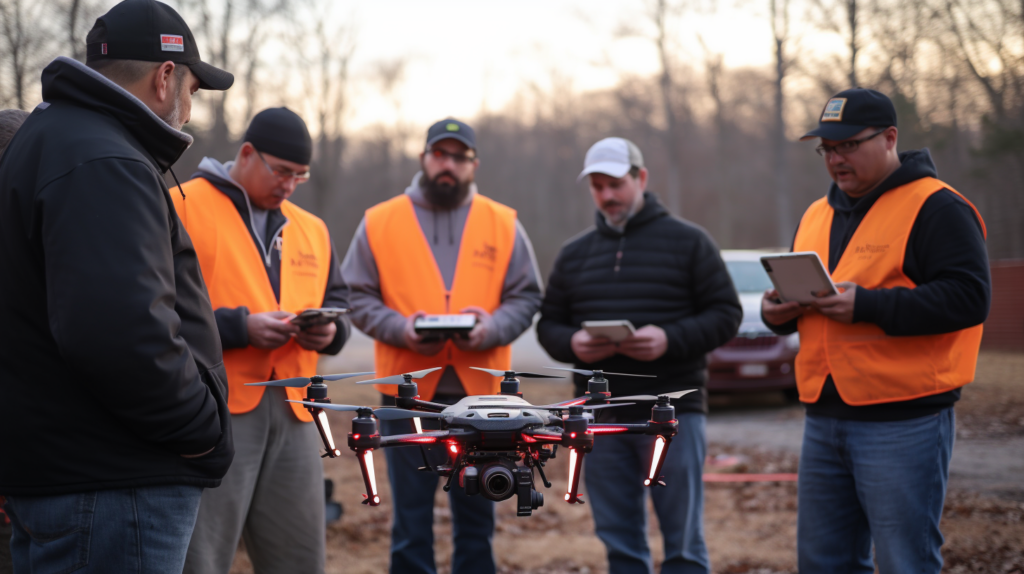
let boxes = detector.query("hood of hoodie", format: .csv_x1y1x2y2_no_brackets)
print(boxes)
595,191,670,237
40,57,192,174
404,171,477,209
827,148,939,215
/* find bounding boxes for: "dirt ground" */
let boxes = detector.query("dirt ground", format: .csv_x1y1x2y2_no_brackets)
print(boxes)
229,351,1024,573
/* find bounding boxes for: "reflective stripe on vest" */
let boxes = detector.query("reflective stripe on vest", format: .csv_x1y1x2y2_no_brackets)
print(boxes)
793,176,986,406
172,177,331,421
364,194,516,400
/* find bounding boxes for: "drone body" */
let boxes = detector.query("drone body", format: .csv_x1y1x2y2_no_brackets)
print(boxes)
247,367,694,516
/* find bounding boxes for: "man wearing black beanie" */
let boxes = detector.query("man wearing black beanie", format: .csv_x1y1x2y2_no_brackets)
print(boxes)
174,107,351,574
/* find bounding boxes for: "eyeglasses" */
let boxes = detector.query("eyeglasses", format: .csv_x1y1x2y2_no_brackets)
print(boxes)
815,129,887,157
256,150,311,183
426,147,477,164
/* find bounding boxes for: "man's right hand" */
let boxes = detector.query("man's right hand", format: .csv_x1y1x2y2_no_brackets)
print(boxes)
403,311,447,356
761,289,806,326
571,328,617,364
247,311,301,349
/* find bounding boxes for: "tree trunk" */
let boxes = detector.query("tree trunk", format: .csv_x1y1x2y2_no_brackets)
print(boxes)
655,0,683,217
772,0,794,247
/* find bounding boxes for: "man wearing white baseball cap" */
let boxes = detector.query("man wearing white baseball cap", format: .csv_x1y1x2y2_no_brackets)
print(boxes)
538,137,741,574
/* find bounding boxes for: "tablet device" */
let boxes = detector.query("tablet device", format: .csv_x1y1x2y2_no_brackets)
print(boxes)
414,314,477,336
759,252,838,304
290,307,349,329
582,320,636,343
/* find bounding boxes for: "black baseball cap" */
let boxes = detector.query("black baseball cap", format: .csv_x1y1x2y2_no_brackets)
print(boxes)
800,88,897,141
426,118,476,151
85,0,233,91
244,107,312,166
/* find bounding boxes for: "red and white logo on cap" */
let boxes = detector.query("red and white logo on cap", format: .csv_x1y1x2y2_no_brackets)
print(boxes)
160,34,184,52
101,43,107,55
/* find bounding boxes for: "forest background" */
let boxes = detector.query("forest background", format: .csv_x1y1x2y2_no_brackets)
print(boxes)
3,0,1021,278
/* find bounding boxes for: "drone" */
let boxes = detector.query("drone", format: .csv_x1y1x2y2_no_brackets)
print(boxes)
246,367,695,516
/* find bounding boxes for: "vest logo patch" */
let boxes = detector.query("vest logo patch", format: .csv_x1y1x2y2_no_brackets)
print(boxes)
821,98,847,122
161,34,184,52
289,250,319,269
853,243,889,258
473,243,497,263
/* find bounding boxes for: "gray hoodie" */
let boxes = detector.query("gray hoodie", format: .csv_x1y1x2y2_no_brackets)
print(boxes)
341,172,543,395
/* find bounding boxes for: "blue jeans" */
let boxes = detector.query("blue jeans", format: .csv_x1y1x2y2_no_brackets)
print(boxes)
4,484,203,574
584,412,709,574
381,418,496,574
797,409,955,574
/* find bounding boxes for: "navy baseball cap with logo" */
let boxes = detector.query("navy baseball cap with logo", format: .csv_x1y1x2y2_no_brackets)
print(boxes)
426,118,476,151
85,0,234,91
800,88,897,141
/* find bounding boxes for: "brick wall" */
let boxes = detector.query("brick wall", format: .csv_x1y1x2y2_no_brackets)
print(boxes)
983,260,1024,351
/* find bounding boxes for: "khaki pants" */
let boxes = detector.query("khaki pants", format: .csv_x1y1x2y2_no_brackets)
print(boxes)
184,387,325,574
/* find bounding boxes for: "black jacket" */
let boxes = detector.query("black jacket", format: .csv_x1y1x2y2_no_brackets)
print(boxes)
538,192,742,416
191,170,351,354
0,57,233,495
766,149,990,421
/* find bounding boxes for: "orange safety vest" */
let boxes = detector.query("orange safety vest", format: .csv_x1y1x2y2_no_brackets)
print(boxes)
172,177,332,421
364,194,516,400
793,176,986,406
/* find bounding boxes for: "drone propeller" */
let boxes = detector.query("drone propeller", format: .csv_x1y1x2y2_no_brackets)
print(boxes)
491,402,635,411
285,401,445,421
469,367,563,379
609,389,699,402
356,367,443,385
545,367,656,378
246,371,376,387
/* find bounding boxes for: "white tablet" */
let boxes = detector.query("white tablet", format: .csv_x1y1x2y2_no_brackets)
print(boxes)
582,320,636,343
759,252,838,304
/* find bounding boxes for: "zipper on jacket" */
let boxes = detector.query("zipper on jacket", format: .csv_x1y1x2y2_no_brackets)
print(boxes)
445,292,451,313
614,237,626,275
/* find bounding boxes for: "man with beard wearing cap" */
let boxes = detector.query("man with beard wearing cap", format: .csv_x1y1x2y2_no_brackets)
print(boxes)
175,107,351,574
0,1,234,572
341,118,542,574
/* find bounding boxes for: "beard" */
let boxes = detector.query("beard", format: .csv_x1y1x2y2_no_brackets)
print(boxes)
421,169,471,209
159,73,189,131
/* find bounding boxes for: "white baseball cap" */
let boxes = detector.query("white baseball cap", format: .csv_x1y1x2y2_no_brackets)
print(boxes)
577,137,645,183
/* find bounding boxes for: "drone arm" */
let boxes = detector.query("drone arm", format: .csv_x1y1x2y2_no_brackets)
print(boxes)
379,430,451,448
393,396,449,412
588,423,650,435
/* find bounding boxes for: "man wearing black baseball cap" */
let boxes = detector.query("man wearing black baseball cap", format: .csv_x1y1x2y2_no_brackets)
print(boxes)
174,107,352,574
342,119,543,574
0,0,235,572
762,88,990,573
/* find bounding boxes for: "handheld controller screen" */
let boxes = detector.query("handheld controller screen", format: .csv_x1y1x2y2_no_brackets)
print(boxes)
290,307,350,329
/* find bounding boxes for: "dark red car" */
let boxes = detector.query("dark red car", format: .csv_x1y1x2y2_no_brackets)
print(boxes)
707,250,799,399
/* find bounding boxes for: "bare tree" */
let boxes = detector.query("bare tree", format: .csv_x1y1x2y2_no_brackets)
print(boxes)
771,0,794,245
0,0,49,109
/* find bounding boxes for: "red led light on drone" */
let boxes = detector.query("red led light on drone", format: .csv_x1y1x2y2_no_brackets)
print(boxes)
352,434,360,440
521,433,537,443
449,444,458,454
570,432,576,439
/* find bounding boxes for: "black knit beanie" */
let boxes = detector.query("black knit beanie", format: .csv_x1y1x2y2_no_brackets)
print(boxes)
243,107,312,165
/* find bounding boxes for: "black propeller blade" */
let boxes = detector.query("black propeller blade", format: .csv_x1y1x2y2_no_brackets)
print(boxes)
469,367,563,379
246,371,376,387
356,367,443,385
545,367,656,378
285,401,445,421
609,389,699,402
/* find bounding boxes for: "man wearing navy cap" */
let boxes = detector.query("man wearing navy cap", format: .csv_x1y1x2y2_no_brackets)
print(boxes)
0,0,234,572
762,88,990,573
176,107,351,574
342,118,542,574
